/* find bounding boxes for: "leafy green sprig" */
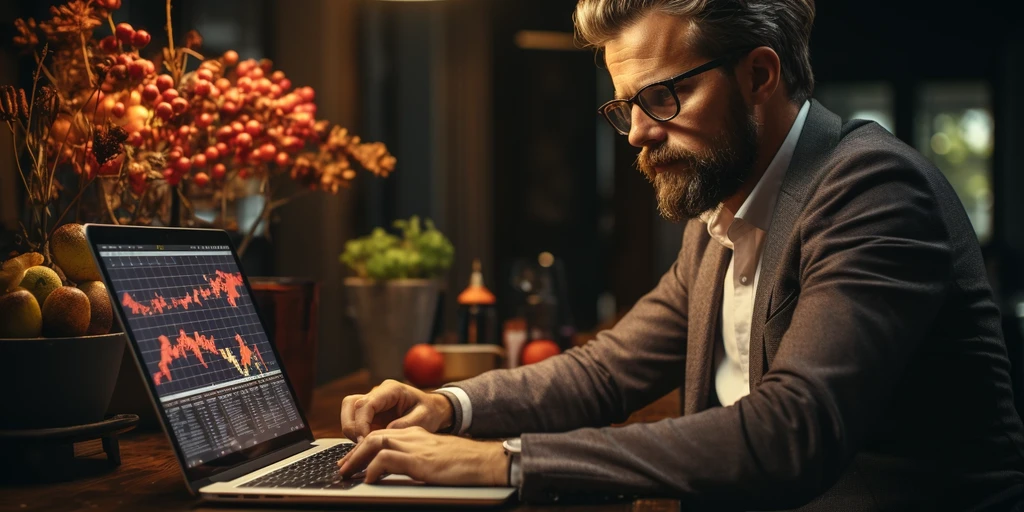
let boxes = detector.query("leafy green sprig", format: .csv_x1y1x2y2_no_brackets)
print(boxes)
340,216,454,280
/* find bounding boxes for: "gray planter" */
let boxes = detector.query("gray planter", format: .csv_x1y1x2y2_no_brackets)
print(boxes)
344,278,441,383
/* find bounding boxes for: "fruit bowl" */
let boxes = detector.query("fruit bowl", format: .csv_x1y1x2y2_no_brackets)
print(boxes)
0,332,125,430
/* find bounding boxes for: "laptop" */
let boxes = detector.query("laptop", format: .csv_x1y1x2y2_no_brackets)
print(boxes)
85,224,516,506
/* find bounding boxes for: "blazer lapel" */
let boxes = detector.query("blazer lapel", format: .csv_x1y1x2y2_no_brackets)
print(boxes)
684,240,731,415
748,100,844,386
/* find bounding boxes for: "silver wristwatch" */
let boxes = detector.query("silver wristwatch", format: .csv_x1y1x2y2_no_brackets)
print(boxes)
501,438,522,487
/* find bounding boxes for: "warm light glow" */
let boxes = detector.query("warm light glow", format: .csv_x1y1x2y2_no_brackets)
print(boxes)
538,252,554,268
515,31,580,51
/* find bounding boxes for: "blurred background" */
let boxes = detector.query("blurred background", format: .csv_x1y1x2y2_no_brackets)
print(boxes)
1,0,1020,405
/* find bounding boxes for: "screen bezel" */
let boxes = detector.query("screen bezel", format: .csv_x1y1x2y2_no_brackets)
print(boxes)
85,224,314,487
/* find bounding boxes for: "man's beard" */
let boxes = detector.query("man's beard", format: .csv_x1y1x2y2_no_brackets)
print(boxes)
636,86,760,222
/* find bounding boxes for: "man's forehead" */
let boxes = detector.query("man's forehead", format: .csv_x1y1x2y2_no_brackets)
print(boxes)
603,12,699,98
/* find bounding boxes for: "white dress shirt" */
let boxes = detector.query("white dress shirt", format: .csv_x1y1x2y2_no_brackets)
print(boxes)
438,100,811,486
704,100,810,406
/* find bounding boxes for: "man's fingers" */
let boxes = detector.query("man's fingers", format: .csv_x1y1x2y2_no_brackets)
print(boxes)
338,430,420,477
364,450,414,484
351,389,401,434
338,431,389,477
386,404,429,430
340,395,364,441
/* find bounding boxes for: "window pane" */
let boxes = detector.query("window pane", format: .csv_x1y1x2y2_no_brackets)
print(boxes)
916,83,994,244
816,82,895,133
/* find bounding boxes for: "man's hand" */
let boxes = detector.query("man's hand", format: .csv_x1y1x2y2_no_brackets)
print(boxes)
336,426,507,486
340,379,453,442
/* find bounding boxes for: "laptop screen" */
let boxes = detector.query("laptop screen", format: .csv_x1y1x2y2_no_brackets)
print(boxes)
95,242,307,469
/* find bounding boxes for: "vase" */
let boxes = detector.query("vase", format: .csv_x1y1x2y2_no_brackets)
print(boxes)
1,333,125,429
344,278,441,384
249,277,319,415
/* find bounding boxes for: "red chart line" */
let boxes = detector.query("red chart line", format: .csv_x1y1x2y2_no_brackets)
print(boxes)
153,329,267,386
122,270,245,316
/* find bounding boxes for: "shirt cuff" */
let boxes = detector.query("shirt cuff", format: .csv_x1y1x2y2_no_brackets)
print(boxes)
433,386,472,435
510,442,523,487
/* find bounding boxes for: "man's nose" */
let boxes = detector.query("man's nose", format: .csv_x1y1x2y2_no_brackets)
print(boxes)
627,104,667,149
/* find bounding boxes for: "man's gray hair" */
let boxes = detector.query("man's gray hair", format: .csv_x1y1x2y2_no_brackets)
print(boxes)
574,0,816,104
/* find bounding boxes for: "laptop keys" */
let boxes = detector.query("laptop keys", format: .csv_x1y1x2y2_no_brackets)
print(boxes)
240,444,357,489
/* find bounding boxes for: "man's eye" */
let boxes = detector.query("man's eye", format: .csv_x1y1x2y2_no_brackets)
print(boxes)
643,86,675,108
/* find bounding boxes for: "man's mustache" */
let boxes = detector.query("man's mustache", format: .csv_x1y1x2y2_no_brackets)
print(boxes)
637,146,700,179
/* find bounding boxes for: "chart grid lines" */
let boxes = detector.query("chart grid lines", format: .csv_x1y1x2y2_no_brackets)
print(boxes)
104,252,278,397
96,245,305,467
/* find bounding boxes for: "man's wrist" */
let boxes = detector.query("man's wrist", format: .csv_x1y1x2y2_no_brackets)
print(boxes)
491,441,510,487
432,387,469,434
433,393,453,431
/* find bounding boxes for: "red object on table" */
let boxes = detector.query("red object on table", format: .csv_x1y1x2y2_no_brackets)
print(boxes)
520,339,561,365
403,343,445,387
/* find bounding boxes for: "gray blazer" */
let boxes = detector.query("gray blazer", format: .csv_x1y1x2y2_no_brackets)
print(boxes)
447,101,1024,511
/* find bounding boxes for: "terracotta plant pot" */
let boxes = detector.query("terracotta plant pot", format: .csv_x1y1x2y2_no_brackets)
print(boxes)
1,333,125,429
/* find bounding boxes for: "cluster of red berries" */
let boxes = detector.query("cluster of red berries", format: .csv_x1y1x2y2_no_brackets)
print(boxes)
121,50,324,190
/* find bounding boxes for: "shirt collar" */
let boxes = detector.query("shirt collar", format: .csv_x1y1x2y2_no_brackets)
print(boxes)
702,100,811,236
735,100,811,232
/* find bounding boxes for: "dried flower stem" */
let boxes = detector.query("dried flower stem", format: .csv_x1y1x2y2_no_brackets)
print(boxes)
79,31,95,87
104,186,120,224
7,123,30,197
237,177,274,256
33,63,61,102
42,86,100,240
52,174,96,229
165,0,180,84
26,46,45,130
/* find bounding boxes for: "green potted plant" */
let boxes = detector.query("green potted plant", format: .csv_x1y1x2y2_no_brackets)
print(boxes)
340,216,453,383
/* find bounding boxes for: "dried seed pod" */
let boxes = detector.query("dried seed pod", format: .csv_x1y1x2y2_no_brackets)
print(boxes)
0,85,18,121
34,86,61,126
17,89,29,120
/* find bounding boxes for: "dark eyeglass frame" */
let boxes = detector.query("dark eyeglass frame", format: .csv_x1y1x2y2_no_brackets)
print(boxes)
598,50,752,135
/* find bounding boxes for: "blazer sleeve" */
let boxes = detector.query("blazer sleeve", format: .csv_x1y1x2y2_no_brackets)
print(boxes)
514,154,954,508
444,226,695,438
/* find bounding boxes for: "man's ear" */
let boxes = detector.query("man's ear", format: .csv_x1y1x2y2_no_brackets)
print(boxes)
740,46,782,106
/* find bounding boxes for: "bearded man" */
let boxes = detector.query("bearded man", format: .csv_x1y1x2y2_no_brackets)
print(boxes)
336,1,1024,510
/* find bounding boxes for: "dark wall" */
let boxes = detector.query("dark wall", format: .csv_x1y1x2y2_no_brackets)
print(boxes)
489,0,604,342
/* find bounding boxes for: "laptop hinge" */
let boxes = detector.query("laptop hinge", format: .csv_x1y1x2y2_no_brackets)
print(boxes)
194,440,314,489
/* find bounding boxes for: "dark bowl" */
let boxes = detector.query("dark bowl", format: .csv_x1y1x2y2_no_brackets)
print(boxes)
0,333,125,430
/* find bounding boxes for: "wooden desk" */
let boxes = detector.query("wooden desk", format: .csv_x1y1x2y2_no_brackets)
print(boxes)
1,371,681,512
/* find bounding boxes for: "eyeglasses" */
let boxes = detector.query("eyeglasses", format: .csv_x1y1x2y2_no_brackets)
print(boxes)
597,51,748,135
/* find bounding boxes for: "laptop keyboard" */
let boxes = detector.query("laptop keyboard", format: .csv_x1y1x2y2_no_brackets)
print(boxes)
239,443,359,490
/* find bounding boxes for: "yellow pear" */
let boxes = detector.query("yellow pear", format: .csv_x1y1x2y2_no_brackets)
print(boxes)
0,288,43,338
50,223,102,284
18,265,62,307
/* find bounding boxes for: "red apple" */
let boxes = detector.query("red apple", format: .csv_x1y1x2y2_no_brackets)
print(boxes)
521,340,561,365
403,344,445,388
